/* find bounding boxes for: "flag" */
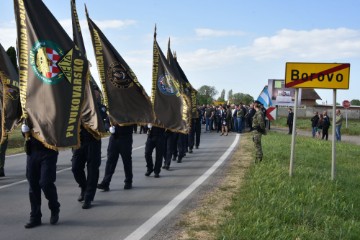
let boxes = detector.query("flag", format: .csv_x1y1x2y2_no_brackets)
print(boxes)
86,7,154,126
152,28,190,133
171,50,198,119
71,0,106,138
257,86,272,108
14,0,88,149
0,44,22,143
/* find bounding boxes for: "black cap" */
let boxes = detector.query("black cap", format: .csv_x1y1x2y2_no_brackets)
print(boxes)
254,100,262,104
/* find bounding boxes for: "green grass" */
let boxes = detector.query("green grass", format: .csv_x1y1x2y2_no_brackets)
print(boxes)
217,132,360,240
271,117,360,136
6,127,25,155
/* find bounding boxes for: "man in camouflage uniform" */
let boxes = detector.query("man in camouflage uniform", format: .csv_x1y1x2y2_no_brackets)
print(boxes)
252,100,266,163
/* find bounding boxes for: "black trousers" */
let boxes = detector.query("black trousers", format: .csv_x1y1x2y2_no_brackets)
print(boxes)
71,139,101,202
177,133,187,159
26,148,60,220
194,118,201,147
101,134,133,186
322,126,329,140
164,132,178,167
145,134,165,174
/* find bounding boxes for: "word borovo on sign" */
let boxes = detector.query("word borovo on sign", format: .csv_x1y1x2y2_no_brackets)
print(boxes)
285,62,350,89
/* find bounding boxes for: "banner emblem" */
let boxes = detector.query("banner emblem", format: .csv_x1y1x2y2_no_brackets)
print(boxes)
158,73,178,96
30,40,64,84
107,62,133,89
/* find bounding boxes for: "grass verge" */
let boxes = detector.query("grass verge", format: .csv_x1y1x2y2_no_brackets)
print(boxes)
217,131,360,239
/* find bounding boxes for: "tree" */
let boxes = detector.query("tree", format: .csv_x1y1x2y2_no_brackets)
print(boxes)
197,85,218,105
351,99,360,106
217,89,225,102
227,89,233,103
231,92,254,105
6,46,18,73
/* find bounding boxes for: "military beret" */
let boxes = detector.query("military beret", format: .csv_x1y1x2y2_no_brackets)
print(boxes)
254,100,262,104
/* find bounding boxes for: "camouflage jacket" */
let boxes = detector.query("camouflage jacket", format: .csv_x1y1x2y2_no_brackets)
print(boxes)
252,109,265,134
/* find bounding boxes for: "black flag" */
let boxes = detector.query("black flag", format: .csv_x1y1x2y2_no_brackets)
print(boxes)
71,0,106,138
14,0,88,149
151,28,190,133
86,7,154,126
0,44,22,143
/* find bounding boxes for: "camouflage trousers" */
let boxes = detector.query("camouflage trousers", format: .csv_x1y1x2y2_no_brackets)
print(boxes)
252,132,263,163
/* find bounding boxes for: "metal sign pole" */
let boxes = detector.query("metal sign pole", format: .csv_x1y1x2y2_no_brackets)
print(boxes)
289,88,299,177
346,109,348,128
331,89,337,180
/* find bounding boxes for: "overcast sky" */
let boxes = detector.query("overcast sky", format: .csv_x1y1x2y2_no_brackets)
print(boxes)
1,0,359,105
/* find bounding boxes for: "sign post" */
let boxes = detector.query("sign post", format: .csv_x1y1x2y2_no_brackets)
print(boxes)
285,62,350,180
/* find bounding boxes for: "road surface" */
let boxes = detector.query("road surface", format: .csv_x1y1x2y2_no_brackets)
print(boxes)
0,130,240,240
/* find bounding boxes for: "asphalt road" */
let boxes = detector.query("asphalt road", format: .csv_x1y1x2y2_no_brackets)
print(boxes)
0,130,239,240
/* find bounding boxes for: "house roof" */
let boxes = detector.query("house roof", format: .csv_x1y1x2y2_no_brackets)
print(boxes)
301,89,322,100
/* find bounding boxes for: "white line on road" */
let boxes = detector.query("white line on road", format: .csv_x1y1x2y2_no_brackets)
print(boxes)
124,134,241,240
0,145,145,190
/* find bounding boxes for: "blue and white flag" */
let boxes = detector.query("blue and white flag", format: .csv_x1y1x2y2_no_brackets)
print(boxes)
257,86,272,108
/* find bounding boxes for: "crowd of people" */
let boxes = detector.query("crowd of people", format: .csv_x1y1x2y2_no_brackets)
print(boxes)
310,109,343,141
199,102,266,135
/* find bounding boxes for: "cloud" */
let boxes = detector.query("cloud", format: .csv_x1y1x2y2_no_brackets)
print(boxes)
195,28,245,38
178,28,360,71
247,28,360,60
0,21,16,49
59,18,136,32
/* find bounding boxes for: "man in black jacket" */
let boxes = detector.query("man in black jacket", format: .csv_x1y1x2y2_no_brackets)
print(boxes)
97,124,134,191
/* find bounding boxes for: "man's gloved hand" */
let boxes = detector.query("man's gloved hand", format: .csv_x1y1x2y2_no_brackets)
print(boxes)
109,126,116,134
21,124,30,133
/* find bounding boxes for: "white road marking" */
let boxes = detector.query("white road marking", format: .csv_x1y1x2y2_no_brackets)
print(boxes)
124,134,240,240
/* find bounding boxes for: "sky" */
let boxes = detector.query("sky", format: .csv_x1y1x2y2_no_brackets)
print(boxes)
1,0,360,105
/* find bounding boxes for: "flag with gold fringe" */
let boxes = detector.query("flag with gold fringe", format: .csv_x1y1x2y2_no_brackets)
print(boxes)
151,28,190,133
0,44,22,143
71,0,106,138
14,0,88,149
166,41,197,119
86,7,154,126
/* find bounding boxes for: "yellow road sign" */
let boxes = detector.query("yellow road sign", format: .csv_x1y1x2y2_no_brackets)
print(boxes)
285,62,350,89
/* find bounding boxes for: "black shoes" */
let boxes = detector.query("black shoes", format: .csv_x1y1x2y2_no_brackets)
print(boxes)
124,182,132,190
177,158,182,163
189,149,193,153
78,189,85,202
195,146,199,149
97,183,110,192
82,201,92,209
154,173,160,178
0,168,4,177
50,210,59,225
172,157,177,161
145,169,153,176
24,219,42,229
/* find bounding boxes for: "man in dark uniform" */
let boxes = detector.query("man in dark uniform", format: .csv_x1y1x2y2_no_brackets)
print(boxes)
287,108,294,134
163,131,177,170
145,124,165,178
71,126,102,209
22,124,60,228
176,133,187,163
0,135,8,177
97,124,133,191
